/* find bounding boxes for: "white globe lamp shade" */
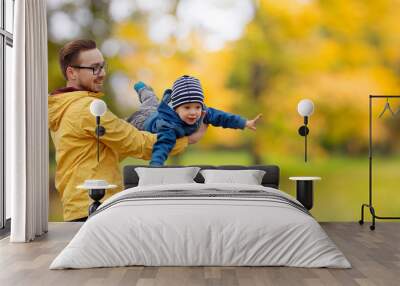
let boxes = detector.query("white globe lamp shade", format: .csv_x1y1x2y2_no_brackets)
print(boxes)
90,99,107,117
297,99,314,117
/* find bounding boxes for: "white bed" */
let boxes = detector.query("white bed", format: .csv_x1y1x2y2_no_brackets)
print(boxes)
50,182,351,269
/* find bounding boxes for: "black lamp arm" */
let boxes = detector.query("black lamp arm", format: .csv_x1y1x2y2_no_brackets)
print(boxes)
297,116,310,162
95,116,106,162
95,116,106,137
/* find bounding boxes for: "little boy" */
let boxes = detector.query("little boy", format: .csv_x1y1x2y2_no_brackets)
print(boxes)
127,75,262,166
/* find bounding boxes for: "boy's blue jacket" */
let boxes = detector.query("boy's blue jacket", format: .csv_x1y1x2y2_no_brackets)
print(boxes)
144,89,246,166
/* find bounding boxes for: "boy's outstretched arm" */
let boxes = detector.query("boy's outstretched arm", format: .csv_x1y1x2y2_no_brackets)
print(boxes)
204,107,246,129
245,114,263,131
150,129,177,166
204,108,262,131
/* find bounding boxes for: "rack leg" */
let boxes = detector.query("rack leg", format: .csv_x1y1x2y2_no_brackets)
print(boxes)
359,204,366,225
359,204,377,230
369,206,376,231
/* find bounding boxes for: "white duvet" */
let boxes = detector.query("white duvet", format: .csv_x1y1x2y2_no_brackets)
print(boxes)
50,183,351,269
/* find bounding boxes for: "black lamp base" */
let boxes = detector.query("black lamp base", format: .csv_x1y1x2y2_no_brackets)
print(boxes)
95,125,106,136
88,189,105,215
298,125,309,136
296,180,313,210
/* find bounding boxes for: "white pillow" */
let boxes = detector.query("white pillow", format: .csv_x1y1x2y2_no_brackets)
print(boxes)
200,169,266,185
135,167,200,186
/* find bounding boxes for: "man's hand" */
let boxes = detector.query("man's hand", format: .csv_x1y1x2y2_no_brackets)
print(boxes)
188,123,208,144
245,113,262,131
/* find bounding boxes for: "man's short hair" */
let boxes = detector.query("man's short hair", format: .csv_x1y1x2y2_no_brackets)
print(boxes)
59,39,97,80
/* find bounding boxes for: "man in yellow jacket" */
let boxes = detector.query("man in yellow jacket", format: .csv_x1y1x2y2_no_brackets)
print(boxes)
49,39,206,221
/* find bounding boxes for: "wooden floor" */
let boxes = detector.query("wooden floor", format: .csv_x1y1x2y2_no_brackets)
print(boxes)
0,222,399,286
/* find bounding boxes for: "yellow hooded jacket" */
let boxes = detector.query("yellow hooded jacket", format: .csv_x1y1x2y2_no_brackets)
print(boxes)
48,90,188,221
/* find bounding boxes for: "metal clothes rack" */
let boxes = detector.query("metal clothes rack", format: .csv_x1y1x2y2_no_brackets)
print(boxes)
359,95,400,230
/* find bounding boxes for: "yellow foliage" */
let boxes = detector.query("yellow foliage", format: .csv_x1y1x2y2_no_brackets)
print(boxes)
105,0,400,156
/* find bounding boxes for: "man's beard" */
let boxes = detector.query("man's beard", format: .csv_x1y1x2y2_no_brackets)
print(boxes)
80,80,102,92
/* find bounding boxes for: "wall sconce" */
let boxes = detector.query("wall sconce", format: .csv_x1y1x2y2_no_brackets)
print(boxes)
297,99,314,162
79,99,114,216
90,99,107,162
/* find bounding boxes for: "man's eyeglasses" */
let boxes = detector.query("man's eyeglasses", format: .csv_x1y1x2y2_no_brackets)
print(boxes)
71,62,107,76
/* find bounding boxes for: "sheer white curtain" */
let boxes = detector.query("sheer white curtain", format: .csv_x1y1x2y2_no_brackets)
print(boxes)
7,0,49,242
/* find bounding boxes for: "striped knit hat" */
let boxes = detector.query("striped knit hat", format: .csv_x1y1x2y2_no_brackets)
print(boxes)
171,75,204,109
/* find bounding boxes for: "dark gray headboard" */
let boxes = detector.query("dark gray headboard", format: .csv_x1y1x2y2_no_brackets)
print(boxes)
123,165,280,189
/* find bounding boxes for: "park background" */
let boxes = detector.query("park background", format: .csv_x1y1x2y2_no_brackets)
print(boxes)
47,0,400,222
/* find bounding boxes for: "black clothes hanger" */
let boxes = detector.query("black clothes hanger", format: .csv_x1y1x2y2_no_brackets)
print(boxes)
378,97,395,118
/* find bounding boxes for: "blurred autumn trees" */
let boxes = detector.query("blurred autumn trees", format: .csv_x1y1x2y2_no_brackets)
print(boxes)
48,0,400,164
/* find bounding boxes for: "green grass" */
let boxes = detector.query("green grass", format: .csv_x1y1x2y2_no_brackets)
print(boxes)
50,149,400,222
